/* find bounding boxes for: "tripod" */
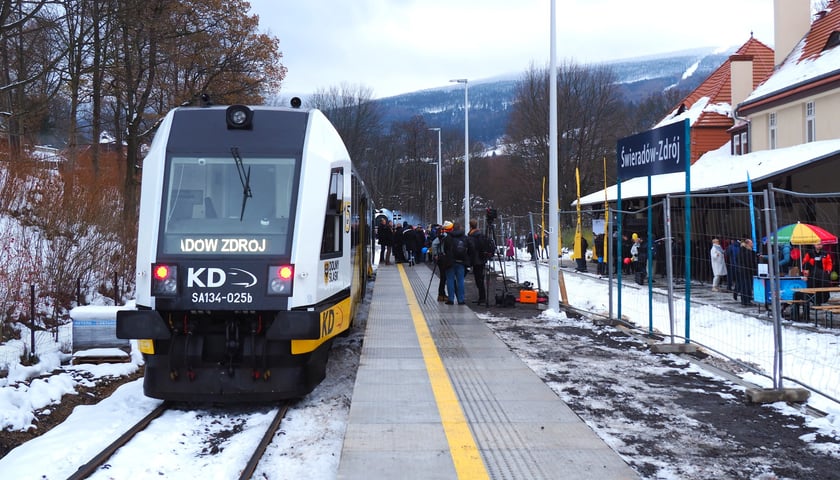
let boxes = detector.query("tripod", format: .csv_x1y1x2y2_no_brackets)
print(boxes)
484,212,509,307
423,260,438,304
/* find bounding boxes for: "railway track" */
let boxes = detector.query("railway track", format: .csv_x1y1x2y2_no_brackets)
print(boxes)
66,401,291,480
237,402,290,480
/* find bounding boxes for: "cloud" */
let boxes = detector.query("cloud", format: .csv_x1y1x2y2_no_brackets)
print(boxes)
250,0,775,98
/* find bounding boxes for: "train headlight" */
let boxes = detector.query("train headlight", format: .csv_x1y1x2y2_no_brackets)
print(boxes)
151,263,178,296
268,264,294,295
226,105,253,129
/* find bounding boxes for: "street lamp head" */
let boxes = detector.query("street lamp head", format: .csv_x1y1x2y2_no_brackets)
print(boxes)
449,78,468,84
428,127,440,132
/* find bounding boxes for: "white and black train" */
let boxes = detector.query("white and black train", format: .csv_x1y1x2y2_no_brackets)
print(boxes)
117,103,373,402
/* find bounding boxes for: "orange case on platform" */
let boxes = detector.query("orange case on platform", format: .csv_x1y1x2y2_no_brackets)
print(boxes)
519,290,537,304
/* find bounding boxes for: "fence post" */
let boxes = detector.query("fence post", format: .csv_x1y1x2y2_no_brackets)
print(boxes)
528,212,541,292
512,217,520,285
607,207,614,320
765,186,784,389
664,195,676,341
744,185,809,404
29,284,36,361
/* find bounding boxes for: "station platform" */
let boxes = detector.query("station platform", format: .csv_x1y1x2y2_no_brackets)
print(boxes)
336,263,638,479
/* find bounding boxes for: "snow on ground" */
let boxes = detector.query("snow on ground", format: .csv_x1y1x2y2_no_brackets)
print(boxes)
0,252,838,479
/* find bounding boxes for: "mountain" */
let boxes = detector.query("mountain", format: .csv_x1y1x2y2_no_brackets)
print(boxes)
373,47,736,145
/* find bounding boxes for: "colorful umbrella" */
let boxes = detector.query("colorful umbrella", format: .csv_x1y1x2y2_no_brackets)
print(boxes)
767,222,838,245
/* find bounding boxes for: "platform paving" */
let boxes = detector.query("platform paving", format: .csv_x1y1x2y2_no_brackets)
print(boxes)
336,263,639,479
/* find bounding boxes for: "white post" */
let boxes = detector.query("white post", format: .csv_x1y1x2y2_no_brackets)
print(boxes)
428,127,443,225
548,0,560,311
450,78,469,228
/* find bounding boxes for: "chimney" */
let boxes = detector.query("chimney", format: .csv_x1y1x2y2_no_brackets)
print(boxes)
730,55,754,108
774,0,811,66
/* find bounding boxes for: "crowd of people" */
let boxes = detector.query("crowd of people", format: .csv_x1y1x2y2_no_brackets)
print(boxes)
555,228,838,310
377,215,838,311
705,236,837,307
376,217,495,305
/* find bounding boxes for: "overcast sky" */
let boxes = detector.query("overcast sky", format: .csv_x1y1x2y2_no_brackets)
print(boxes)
248,0,777,99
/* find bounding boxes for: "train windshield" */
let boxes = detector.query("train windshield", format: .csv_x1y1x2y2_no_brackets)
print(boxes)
160,155,297,256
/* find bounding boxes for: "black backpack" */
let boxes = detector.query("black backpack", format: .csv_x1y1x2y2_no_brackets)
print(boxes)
451,236,468,262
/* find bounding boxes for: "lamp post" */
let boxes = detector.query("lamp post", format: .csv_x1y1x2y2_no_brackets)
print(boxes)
428,127,443,225
450,78,469,228
548,0,559,310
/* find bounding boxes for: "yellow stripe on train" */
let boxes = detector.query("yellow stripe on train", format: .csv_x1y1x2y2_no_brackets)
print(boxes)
291,296,352,354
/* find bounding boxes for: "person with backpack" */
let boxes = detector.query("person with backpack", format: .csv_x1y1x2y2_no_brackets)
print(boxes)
468,218,492,304
402,222,417,266
442,222,472,305
432,222,452,301
726,238,741,298
377,217,392,265
575,235,589,272
630,233,648,285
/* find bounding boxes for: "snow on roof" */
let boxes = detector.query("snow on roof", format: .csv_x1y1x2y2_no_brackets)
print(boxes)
654,96,711,129
577,138,840,206
747,43,823,102
73,348,129,358
99,131,116,144
654,95,735,131
69,300,135,321
744,9,840,104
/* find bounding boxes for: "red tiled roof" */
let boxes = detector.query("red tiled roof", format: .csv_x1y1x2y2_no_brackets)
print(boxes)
678,37,775,129
799,0,840,61
661,37,775,163
740,0,840,113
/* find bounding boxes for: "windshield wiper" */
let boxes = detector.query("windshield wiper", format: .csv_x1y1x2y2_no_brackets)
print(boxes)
230,147,252,221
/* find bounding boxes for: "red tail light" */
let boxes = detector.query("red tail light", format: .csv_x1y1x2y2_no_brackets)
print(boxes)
151,263,178,296
268,264,294,295
278,265,293,279
153,265,170,280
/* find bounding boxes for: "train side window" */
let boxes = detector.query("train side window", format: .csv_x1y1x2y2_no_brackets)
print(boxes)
326,168,343,213
321,168,344,256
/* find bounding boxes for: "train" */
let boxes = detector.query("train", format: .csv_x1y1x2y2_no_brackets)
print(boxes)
117,101,373,402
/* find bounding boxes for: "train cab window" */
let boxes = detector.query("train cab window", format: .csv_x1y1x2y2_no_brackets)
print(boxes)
321,168,344,256
161,155,298,255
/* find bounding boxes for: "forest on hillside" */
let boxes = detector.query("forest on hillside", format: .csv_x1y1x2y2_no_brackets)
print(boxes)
0,1,683,345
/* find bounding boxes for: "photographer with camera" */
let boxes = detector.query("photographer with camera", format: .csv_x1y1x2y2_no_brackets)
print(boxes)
468,218,492,304
432,221,453,301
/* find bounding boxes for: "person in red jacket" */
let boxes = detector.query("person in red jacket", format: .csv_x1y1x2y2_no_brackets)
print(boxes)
803,242,835,304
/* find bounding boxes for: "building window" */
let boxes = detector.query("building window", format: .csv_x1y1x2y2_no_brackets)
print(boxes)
806,101,816,143
733,133,741,155
769,112,777,149
740,132,748,154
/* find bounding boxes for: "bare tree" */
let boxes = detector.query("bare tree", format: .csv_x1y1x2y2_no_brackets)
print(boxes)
504,61,627,219
103,0,168,220
100,0,285,220
630,87,690,133
387,115,435,220
309,83,383,164
150,0,286,109
0,0,64,157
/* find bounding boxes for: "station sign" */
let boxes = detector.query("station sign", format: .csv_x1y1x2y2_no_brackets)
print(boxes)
616,119,690,180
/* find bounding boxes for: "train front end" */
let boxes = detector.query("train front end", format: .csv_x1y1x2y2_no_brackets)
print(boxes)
117,105,357,402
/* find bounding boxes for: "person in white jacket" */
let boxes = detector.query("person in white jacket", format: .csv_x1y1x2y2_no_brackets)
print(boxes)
710,238,727,291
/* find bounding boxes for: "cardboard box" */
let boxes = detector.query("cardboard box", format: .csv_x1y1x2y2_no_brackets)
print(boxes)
519,290,537,304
